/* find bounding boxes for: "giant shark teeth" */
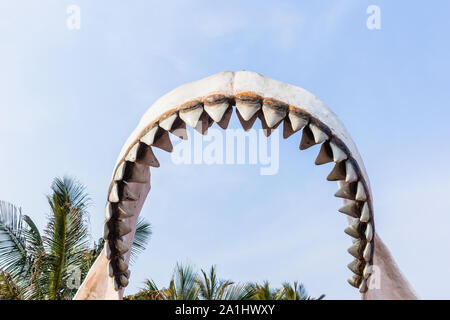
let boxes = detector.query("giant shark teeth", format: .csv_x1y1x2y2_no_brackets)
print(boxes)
288,110,308,132
98,85,377,294
140,126,173,152
329,142,347,162
195,112,214,135
315,141,333,165
327,161,346,181
204,102,230,123
347,239,363,259
339,201,360,218
117,255,128,272
152,130,173,152
344,218,361,238
114,236,129,254
365,223,373,242
158,113,178,131
363,264,372,279
360,202,370,223
140,126,158,146
355,182,367,201
216,106,233,129
348,259,363,275
345,161,358,183
108,183,120,203
262,101,288,128
348,275,362,288
179,104,204,128
363,242,372,262
335,182,357,200
236,108,258,131
359,279,368,293
116,220,132,237
299,125,315,150
103,222,110,240
235,94,261,121
310,124,328,144
104,241,112,259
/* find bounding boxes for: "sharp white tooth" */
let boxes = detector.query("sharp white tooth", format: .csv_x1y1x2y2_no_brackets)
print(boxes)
365,223,373,242
108,261,114,277
347,240,362,259
119,274,129,287
236,101,261,121
363,242,372,262
262,104,287,128
114,162,126,181
359,279,368,293
345,161,358,183
109,183,120,203
118,204,134,219
348,259,363,274
125,143,140,162
115,236,129,254
159,113,178,131
310,124,328,144
217,107,233,129
288,112,308,132
360,202,370,223
104,241,112,259
179,106,203,128
103,222,110,240
117,220,132,237
327,161,346,181
108,184,119,203
330,142,347,162
363,264,372,279
105,202,113,221
236,108,258,131
140,126,158,146
335,183,356,200
344,219,361,238
347,275,362,288
355,181,367,201
204,102,229,122
339,201,360,218
117,255,128,272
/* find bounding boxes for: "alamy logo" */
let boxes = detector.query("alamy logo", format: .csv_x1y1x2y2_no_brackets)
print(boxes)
171,128,280,176
366,5,381,30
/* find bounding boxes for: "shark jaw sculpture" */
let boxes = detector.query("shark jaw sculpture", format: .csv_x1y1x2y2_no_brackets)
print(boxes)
74,71,416,300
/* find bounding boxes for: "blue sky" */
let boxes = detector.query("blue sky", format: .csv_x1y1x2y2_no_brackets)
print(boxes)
1,1,450,299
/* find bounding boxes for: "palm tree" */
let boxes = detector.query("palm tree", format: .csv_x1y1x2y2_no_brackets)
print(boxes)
197,265,255,300
0,176,151,300
126,264,255,300
250,281,284,300
281,281,325,300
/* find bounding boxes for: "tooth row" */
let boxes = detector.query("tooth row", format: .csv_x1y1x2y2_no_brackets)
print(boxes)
301,121,375,293
103,94,375,292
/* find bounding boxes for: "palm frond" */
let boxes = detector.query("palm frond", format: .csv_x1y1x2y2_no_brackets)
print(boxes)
130,217,152,264
0,201,29,279
0,270,23,300
44,176,90,300
169,263,199,300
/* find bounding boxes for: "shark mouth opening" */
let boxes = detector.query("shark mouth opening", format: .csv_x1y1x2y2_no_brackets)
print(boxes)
99,71,375,296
